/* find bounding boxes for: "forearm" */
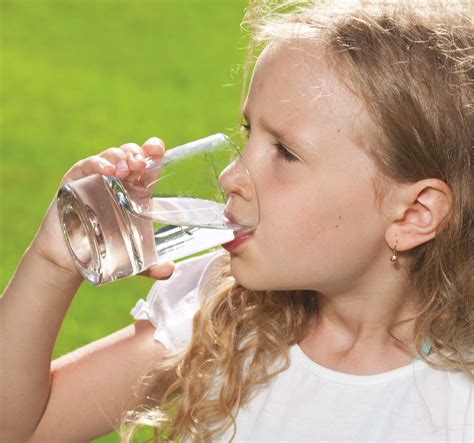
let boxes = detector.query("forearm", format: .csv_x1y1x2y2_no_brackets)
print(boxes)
0,245,83,441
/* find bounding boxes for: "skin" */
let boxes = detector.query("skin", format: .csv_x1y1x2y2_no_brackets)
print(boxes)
220,41,452,374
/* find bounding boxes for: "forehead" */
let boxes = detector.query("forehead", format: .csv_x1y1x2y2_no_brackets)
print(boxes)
254,41,331,97
244,41,365,155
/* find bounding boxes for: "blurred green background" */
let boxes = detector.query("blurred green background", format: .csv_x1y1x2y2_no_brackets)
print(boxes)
0,0,248,440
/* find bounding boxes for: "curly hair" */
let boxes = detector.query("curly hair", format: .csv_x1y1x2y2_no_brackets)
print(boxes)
120,1,473,441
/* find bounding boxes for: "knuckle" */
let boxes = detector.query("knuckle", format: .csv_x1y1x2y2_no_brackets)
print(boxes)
103,147,123,156
103,146,122,154
120,142,141,152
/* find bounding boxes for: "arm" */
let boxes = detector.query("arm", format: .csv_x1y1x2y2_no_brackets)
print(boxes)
30,319,166,442
0,136,171,442
1,250,166,442
0,247,83,442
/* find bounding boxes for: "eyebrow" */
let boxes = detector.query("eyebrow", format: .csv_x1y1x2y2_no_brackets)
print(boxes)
242,107,313,159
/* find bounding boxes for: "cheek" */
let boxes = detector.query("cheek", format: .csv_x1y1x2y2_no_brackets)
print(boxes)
234,177,383,292
259,171,380,256
258,184,325,251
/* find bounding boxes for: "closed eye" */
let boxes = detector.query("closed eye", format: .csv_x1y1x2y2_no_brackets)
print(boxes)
239,123,298,163
272,142,298,162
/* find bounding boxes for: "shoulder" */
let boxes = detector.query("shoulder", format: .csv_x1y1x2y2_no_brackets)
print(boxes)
412,359,473,427
130,249,228,350
424,351,474,390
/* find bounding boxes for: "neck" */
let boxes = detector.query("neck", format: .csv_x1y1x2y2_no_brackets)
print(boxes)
298,288,420,375
315,288,417,346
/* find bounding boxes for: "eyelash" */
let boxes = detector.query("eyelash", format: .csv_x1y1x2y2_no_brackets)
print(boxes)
239,123,298,163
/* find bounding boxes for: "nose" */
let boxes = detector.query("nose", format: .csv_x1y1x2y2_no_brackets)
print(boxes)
218,157,254,201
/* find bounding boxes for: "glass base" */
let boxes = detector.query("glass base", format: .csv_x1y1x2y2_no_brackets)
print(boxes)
57,174,157,285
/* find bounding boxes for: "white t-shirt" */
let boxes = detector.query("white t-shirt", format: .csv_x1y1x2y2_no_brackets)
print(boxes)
131,250,473,442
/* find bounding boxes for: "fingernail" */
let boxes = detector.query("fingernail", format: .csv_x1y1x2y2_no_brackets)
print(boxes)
163,262,174,273
117,160,128,170
134,153,144,161
145,137,165,153
146,137,162,145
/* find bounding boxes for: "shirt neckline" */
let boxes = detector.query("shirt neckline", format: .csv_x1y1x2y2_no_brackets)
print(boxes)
291,343,429,386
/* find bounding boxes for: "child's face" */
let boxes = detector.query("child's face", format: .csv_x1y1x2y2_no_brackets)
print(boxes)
227,41,391,294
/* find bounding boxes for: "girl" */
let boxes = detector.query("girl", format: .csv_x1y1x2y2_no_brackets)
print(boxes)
1,0,472,441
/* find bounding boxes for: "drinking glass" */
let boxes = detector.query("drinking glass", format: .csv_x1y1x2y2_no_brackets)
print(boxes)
57,133,259,285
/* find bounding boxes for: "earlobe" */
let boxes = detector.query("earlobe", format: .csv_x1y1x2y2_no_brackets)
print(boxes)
385,179,453,253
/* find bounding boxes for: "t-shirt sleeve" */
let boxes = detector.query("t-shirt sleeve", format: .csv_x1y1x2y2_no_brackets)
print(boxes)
130,249,226,350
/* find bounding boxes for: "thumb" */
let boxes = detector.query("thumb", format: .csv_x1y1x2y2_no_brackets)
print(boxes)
139,262,175,280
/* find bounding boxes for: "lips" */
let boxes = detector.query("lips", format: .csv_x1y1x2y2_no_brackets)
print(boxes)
222,210,254,252
222,232,253,253
224,210,254,237
234,229,253,239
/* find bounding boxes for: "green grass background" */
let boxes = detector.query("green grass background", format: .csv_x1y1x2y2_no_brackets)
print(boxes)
1,0,248,440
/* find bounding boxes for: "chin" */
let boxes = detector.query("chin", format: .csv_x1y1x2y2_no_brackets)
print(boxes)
229,258,269,291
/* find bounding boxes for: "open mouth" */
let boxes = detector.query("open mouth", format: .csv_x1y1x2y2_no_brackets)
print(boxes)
224,210,253,229
233,228,255,239
222,231,253,252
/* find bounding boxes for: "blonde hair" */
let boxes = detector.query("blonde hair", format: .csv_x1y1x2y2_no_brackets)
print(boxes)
120,1,473,441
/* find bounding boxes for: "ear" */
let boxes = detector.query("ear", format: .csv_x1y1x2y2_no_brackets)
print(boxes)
385,179,453,252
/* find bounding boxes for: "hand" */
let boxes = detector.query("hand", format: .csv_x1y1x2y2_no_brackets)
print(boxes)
31,137,175,282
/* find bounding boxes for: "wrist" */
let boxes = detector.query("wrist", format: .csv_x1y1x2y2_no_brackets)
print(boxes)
26,243,84,288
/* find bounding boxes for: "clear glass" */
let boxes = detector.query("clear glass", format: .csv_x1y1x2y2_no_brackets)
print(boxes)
57,133,259,285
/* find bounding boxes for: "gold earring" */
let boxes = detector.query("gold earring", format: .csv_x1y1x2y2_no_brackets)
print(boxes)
390,240,398,263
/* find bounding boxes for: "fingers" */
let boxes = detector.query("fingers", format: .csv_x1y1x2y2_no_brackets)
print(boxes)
141,137,165,158
81,155,116,176
139,262,175,280
109,138,166,178
63,136,166,184
117,138,165,171
64,155,115,183
119,142,146,172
